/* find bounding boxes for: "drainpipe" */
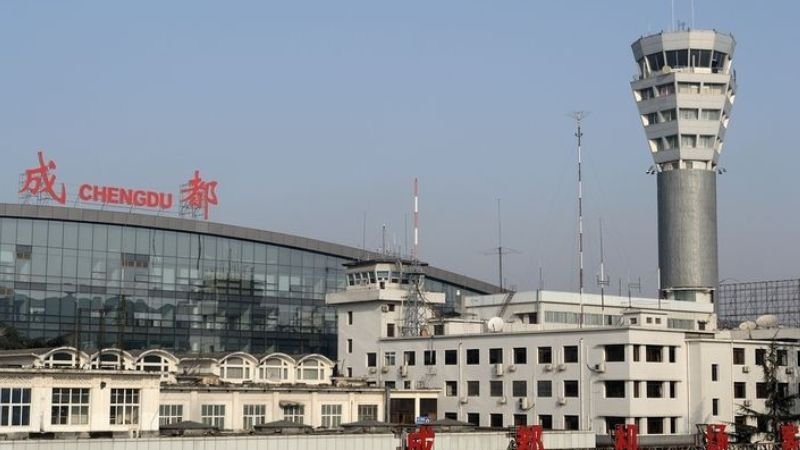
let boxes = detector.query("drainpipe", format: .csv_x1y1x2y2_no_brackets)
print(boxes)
579,337,586,431
458,340,464,420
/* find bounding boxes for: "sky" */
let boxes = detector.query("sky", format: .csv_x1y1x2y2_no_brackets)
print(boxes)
1,1,799,295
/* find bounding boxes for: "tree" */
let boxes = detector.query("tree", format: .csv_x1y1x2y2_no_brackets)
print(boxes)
737,339,800,442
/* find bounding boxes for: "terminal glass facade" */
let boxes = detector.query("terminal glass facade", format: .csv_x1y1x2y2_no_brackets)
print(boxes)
0,217,478,356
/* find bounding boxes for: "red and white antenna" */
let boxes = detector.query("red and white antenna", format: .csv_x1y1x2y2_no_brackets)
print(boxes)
412,177,420,261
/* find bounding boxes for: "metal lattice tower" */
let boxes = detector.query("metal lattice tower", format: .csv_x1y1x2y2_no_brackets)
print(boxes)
400,261,429,337
717,279,800,328
630,30,737,303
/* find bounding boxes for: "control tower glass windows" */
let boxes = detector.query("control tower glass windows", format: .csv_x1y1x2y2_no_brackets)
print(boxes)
711,51,727,72
646,52,665,72
657,83,675,97
665,49,689,68
690,49,712,68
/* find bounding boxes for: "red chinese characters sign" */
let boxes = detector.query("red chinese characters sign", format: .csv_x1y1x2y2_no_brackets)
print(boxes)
19,151,219,220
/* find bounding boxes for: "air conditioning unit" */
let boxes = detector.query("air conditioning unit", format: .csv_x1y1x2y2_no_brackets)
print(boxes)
459,397,469,404
497,397,508,405
594,362,606,373
380,305,390,312
742,366,750,373
399,365,409,377
518,397,530,410
381,366,389,373
557,363,567,371
544,364,553,372
494,363,504,376
507,364,517,373
786,368,794,375
557,397,567,406
743,400,752,407
368,367,377,374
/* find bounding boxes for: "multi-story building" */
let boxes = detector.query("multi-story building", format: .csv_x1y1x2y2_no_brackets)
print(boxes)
328,260,800,441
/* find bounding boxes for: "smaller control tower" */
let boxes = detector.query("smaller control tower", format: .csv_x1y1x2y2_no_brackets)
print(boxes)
630,30,736,303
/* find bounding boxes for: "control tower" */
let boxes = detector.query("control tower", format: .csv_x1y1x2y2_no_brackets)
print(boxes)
630,30,736,303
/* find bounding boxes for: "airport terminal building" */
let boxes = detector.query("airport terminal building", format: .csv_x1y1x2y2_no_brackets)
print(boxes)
0,203,498,356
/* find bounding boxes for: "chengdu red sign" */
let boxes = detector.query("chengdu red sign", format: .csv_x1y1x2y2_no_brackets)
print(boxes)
19,151,219,220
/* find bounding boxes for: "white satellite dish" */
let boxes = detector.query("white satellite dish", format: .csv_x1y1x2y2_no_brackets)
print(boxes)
738,321,757,331
756,315,779,329
487,317,504,333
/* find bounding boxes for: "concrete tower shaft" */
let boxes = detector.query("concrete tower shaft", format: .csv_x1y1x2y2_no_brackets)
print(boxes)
630,30,736,302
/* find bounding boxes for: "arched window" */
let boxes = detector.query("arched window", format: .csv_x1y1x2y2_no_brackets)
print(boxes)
136,354,172,373
220,356,253,380
259,357,290,383
297,359,325,381
43,351,78,368
91,352,123,370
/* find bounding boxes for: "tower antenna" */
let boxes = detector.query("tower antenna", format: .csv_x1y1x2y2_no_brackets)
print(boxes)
483,199,520,290
569,111,589,327
597,219,610,325
412,177,420,262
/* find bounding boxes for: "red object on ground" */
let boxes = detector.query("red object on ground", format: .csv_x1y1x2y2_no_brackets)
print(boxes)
515,425,544,450
407,425,435,450
614,424,638,450
706,424,729,450
781,423,799,450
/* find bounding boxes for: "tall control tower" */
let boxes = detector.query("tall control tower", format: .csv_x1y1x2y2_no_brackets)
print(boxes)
630,30,736,303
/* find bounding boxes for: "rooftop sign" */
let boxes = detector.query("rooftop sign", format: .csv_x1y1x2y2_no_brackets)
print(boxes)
18,151,219,220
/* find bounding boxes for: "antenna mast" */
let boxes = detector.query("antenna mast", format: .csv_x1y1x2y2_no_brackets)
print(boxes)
570,111,588,327
597,219,610,325
403,177,427,337
412,177,420,262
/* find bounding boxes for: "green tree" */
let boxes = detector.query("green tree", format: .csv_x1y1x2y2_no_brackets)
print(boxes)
738,339,800,441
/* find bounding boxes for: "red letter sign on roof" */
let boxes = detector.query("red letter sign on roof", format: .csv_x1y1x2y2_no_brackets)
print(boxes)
19,151,67,204
181,170,218,220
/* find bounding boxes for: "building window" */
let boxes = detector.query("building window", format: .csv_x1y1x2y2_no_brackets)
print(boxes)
513,381,527,398
467,413,480,426
564,346,578,363
466,349,480,365
711,364,719,381
648,417,664,434
669,381,677,398
467,381,480,397
756,383,768,399
537,380,552,398
605,381,625,398
283,404,304,424
347,311,353,325
201,404,225,429
564,380,579,398
661,108,677,122
242,404,266,429
678,82,700,94
606,417,626,434
221,356,252,380
490,413,504,428
644,112,659,126
755,349,766,366
712,399,719,416
734,382,746,399
645,346,663,362
321,404,342,428
386,323,395,337
513,347,527,364
668,347,676,363
51,388,89,425
646,381,663,398
404,351,416,366
137,354,171,373
538,347,552,364
445,412,458,420
778,350,788,366
445,381,458,397
424,350,436,365
564,415,579,431
733,348,745,365
110,388,139,425
358,404,378,421
633,345,640,362
657,83,675,97
679,108,699,120
605,345,625,362
384,352,396,367
297,358,326,381
698,135,715,148
514,414,528,426
702,109,721,120
347,339,353,354
539,414,552,430
490,381,504,397
367,353,377,367
159,404,183,426
664,135,679,150
444,350,457,365
489,348,503,364
633,381,640,398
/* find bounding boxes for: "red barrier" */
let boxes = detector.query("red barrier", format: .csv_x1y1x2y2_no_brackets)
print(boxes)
705,424,728,450
614,424,638,450
781,423,799,450
407,425,435,450
515,425,544,450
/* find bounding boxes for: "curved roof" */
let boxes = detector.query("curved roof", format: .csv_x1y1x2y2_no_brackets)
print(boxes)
0,203,500,295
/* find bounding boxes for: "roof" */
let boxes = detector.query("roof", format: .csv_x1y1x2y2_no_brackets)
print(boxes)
255,420,312,429
0,203,500,295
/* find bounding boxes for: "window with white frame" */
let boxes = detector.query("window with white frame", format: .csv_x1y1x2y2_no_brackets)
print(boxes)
384,352,396,367
201,404,226,429
242,404,266,429
358,404,378,421
159,404,183,426
0,388,31,426
51,388,89,425
44,351,78,368
283,404,304,424
297,359,325,381
109,388,139,425
321,404,342,428
220,356,252,380
92,353,123,370
259,357,290,382
137,354,171,373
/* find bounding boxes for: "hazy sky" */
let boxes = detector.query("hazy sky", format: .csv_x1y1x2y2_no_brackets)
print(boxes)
2,1,799,295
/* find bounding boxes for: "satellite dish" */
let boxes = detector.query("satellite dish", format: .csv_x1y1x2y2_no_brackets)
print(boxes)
738,321,757,331
756,315,779,329
487,317,504,333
